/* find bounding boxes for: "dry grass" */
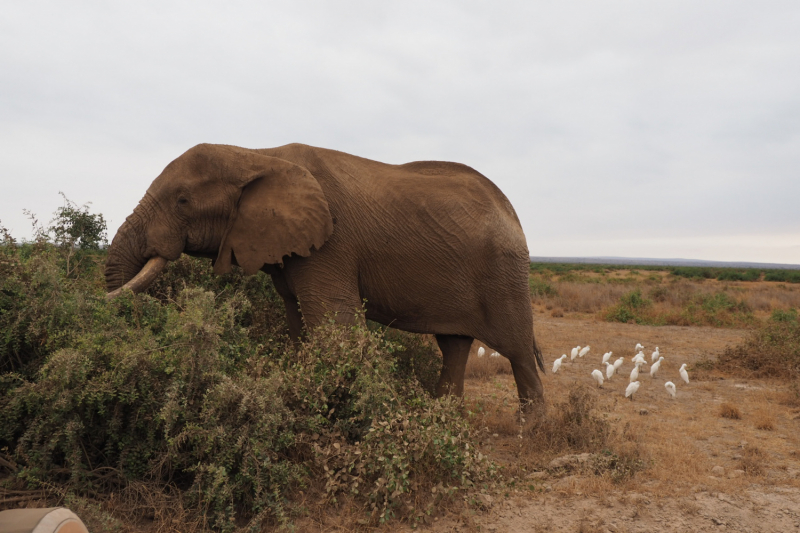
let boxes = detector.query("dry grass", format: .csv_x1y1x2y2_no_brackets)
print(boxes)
458,310,800,509
465,343,512,379
740,446,767,476
715,317,800,379
524,385,611,454
753,408,776,430
530,270,800,326
720,403,742,419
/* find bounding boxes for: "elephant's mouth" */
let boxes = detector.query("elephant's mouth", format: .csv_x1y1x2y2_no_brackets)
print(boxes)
106,256,169,299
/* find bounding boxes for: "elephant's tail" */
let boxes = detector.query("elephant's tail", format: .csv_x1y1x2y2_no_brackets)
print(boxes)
533,338,545,373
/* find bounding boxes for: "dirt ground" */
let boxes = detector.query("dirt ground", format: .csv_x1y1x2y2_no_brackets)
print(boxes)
395,313,800,532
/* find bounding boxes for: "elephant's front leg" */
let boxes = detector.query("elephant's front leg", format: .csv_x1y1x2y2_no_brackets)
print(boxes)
434,334,474,397
267,268,304,344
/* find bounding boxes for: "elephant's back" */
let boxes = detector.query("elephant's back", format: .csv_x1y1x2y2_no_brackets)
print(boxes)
256,143,528,258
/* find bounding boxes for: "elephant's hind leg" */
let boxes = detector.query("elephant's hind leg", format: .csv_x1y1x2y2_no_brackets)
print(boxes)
434,334,474,397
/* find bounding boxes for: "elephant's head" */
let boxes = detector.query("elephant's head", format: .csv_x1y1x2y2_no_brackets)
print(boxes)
105,144,334,297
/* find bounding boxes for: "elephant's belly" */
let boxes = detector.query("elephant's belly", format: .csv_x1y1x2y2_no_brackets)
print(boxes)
359,280,488,336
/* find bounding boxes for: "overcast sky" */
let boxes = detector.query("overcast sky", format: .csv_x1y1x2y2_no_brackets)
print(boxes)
2,1,799,264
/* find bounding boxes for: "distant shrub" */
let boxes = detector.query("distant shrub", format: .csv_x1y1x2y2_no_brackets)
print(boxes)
716,270,761,282
715,315,800,379
771,308,798,323
603,290,657,325
529,276,558,297
671,267,715,280
764,270,800,283
679,292,755,328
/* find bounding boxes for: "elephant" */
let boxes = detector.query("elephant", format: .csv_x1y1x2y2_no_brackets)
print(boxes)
105,143,545,409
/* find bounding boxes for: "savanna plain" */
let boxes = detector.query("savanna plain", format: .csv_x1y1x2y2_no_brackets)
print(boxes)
2,206,800,532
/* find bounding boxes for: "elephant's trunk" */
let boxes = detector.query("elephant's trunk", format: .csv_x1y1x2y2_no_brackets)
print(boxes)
105,200,168,298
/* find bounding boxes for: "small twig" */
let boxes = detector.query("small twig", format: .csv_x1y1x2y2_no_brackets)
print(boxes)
0,493,46,505
0,455,18,472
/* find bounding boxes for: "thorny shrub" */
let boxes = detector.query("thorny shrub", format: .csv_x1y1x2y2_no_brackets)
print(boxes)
0,216,492,531
715,311,800,379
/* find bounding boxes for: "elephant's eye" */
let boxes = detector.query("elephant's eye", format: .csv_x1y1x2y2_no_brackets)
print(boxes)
177,196,189,206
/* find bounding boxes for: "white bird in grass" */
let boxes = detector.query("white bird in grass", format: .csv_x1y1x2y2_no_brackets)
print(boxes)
571,347,579,361
679,363,690,384
626,381,640,400
632,351,646,365
635,343,644,352
604,361,615,380
552,354,567,373
490,351,500,357
602,351,613,364
630,362,642,382
651,346,660,364
665,381,677,399
477,347,485,358
591,369,604,387
579,346,590,357
650,356,664,378
613,357,624,371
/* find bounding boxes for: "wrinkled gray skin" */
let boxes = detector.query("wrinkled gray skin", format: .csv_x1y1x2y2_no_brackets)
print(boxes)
106,143,545,409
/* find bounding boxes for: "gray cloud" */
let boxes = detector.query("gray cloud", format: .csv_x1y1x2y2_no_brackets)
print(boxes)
2,1,798,263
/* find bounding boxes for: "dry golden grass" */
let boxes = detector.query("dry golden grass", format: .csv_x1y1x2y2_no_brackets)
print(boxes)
740,446,767,476
530,270,800,324
720,403,742,419
458,312,800,508
753,408,776,430
465,343,512,380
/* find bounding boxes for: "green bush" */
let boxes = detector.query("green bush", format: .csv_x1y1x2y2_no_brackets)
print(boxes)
771,308,798,323
528,276,558,297
764,270,800,283
680,292,754,328
0,214,491,530
604,290,657,325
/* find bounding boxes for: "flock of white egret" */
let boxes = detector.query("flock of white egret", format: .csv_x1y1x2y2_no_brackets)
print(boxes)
551,344,690,401
476,346,500,358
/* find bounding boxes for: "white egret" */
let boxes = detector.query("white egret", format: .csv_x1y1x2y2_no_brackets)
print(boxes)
490,351,500,357
679,363,689,384
651,346,660,364
552,354,567,373
613,357,624,371
650,356,664,378
591,369,604,387
632,351,646,365
665,381,677,399
635,343,644,352
579,346,590,357
630,362,642,382
602,351,612,364
604,361,615,380
626,381,640,400
477,347,485,358
570,347,579,361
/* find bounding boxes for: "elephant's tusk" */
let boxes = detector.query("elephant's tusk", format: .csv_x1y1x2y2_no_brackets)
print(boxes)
106,256,168,299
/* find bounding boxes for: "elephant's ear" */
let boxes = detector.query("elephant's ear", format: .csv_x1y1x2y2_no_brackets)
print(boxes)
214,154,333,275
